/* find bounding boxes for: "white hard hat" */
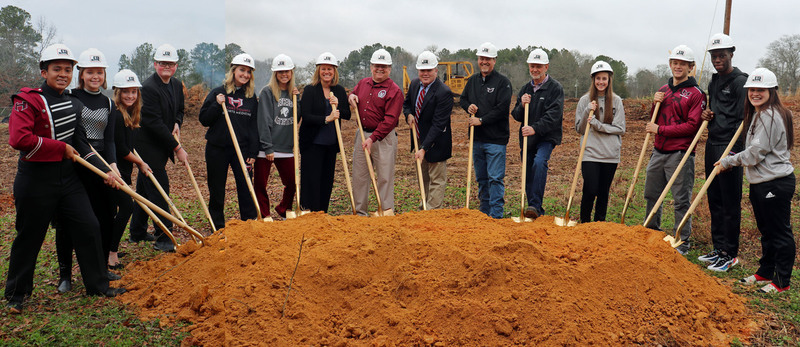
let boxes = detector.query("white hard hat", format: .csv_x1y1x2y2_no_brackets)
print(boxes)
77,48,108,69
40,43,78,64
415,51,439,70
316,52,338,66
526,48,549,64
154,43,179,62
708,33,735,51
477,42,497,58
370,49,392,65
271,54,294,71
669,45,695,62
591,60,613,75
743,68,778,89
231,53,255,69
113,69,142,89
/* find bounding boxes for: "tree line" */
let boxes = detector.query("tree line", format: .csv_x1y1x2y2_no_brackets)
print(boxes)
2,4,799,120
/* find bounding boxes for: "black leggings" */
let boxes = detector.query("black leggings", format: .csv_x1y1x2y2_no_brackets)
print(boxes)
750,174,796,288
580,161,617,223
110,172,133,253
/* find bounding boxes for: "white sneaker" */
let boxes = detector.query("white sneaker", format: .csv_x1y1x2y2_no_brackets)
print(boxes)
740,274,771,286
707,255,738,272
759,283,790,293
698,249,721,263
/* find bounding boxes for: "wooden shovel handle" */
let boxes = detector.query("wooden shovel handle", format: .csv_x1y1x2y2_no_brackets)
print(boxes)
352,106,384,215
332,92,357,215
411,125,427,210
519,103,529,220
465,114,475,209
222,103,262,220
621,101,661,223
563,109,595,223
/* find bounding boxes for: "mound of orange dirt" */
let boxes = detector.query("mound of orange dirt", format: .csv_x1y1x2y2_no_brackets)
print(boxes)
117,209,755,346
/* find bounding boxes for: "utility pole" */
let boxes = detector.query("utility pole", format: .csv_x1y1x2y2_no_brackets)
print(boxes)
723,0,732,35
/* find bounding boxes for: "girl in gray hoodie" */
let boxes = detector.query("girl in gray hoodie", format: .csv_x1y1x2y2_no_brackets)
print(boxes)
575,61,625,223
717,68,795,294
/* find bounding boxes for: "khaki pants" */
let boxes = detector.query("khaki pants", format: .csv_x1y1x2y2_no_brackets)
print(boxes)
420,159,447,209
353,131,397,216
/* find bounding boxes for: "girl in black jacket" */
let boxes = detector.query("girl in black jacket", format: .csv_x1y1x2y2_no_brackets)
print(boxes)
110,69,151,268
198,54,259,228
299,52,351,212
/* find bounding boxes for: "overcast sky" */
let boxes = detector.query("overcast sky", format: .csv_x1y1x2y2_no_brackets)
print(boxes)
8,0,799,81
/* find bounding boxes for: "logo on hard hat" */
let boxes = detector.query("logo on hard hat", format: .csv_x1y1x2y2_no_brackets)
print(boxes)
278,61,285,66
90,55,100,62
244,58,251,63
422,59,429,64
534,55,541,59
598,64,604,68
712,39,721,45
163,51,171,56
482,48,488,53
58,49,68,55
379,55,385,60
127,76,135,82
677,50,685,55
753,76,762,82
324,56,331,61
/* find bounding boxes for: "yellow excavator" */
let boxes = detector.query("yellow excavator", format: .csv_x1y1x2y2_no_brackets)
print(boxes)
403,61,474,100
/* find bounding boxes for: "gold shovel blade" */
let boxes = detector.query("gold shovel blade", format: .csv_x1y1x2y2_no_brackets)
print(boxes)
662,235,684,248
370,208,395,217
285,210,311,219
262,217,274,222
511,216,533,223
553,217,577,227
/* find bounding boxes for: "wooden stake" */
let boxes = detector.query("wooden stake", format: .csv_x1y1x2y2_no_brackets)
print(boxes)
621,102,661,223
222,103,262,220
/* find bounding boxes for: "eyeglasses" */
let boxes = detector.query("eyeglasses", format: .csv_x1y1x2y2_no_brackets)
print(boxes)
157,61,177,68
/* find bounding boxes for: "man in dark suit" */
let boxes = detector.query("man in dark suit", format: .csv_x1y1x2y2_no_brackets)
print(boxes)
403,51,454,209
130,43,188,252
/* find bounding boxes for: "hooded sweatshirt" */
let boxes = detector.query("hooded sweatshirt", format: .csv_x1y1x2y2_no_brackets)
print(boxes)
574,94,626,163
257,86,294,155
652,76,706,153
719,107,793,184
707,67,748,145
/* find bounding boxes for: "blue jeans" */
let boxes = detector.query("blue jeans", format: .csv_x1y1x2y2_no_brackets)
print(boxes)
525,141,554,215
473,141,506,218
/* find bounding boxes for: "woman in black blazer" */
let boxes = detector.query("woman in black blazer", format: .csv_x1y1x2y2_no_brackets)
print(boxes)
299,52,351,212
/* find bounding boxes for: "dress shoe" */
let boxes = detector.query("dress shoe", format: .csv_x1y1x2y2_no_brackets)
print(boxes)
116,252,127,258
153,238,175,252
107,270,121,281
6,300,22,314
524,206,539,220
57,279,72,293
108,263,124,270
129,234,155,242
103,287,127,297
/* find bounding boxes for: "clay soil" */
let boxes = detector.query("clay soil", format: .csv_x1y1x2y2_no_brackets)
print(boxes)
119,211,754,346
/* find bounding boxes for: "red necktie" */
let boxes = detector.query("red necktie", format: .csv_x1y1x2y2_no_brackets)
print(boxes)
414,86,426,138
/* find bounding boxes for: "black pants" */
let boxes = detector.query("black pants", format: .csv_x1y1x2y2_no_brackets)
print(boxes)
704,142,743,257
205,143,256,228
111,171,133,252
750,174,796,288
580,161,617,223
5,160,109,301
55,163,115,277
130,145,172,241
300,144,338,212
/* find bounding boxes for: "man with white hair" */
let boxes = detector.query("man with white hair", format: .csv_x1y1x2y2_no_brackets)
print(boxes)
130,43,188,252
348,48,403,216
511,48,564,220
403,51,454,209
459,42,512,219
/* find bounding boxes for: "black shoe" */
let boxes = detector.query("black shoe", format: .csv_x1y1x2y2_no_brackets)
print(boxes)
57,279,72,293
153,238,175,252
6,300,22,314
108,263,124,270
116,252,127,258
103,287,127,297
107,270,121,281
129,234,155,242
523,206,539,220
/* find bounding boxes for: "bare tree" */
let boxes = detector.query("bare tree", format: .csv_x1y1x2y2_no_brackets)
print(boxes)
759,34,800,95
34,15,57,56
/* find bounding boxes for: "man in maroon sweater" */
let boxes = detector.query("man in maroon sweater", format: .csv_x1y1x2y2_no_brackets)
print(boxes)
643,45,706,255
348,48,403,216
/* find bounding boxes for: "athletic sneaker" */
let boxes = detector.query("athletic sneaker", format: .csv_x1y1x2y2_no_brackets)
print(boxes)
739,274,771,285
676,243,690,256
698,249,722,263
759,283,790,293
707,255,738,272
